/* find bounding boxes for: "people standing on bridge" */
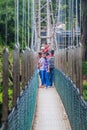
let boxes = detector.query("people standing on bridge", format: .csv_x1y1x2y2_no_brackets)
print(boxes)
44,52,50,88
38,52,46,88
48,50,55,87
38,51,51,88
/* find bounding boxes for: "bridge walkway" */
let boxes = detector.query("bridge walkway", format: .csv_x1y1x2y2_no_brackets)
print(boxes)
32,87,71,130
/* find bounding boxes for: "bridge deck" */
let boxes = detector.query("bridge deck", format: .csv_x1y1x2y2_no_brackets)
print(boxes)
32,87,71,130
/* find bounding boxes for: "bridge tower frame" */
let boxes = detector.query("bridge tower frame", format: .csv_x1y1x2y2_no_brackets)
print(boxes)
35,0,54,47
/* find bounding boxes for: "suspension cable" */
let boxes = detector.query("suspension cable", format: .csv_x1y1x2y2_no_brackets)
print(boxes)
15,0,17,44
15,0,19,45
31,0,35,50
68,0,72,47
80,0,81,43
76,0,79,46
28,0,30,48
22,0,25,50
17,0,19,45
64,0,66,48
24,0,27,47
5,0,8,46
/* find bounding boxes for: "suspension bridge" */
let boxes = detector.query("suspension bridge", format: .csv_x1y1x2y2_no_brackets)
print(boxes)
0,0,87,130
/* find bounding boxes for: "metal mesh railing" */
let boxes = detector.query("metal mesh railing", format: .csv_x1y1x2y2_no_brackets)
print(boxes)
54,69,87,130
8,70,38,130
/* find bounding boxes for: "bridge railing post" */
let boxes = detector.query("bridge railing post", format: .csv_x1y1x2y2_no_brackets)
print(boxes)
68,48,73,79
13,45,20,107
25,49,28,85
76,46,82,95
2,48,9,129
21,50,25,89
21,49,29,89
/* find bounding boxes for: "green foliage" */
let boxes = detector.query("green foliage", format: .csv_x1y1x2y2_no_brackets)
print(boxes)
82,61,87,75
83,80,87,101
8,88,13,109
0,0,33,48
82,61,87,101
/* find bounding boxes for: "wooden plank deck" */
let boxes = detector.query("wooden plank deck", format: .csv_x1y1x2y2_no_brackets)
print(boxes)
32,87,71,130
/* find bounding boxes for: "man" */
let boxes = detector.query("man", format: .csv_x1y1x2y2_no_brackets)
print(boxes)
48,50,55,87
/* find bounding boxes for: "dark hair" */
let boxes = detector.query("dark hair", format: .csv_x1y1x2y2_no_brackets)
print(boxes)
38,52,42,55
50,50,54,54
46,52,49,56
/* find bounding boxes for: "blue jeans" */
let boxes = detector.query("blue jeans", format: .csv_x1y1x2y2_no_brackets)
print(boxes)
50,68,54,86
45,71,50,87
40,70,45,85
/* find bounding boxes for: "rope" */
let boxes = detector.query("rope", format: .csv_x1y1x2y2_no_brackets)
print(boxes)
31,0,35,50
5,0,8,46
22,0,25,50
17,0,19,45
24,0,27,47
76,0,79,45
28,0,30,48
15,0,19,45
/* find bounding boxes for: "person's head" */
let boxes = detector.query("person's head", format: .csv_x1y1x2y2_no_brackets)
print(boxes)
46,52,50,58
42,52,46,58
41,46,45,52
50,50,54,56
38,51,42,58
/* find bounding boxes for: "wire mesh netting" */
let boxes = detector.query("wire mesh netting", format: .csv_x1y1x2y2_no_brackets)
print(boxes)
8,70,38,130
54,69,87,130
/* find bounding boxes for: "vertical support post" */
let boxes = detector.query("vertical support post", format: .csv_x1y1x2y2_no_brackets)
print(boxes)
25,49,28,84
30,51,33,76
68,48,73,79
2,48,9,129
29,51,31,78
22,49,30,89
28,50,31,80
13,45,20,107
22,50,25,89
76,47,79,88
72,48,75,83
64,49,67,74
27,49,30,81
78,46,83,94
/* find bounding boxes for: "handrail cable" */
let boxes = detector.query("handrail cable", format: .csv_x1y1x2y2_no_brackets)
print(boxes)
22,0,25,50
5,0,8,47
28,0,30,48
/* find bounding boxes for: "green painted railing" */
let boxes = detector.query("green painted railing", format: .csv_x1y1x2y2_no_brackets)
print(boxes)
54,69,87,130
8,70,38,130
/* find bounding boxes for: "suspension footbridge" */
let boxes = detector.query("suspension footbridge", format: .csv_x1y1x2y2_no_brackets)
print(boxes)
0,0,87,130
